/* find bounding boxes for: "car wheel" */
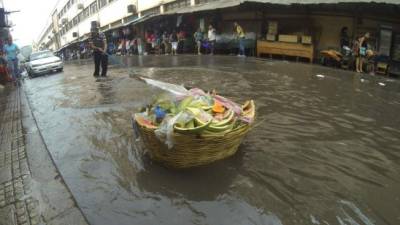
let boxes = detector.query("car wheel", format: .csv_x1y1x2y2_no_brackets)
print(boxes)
28,71,34,78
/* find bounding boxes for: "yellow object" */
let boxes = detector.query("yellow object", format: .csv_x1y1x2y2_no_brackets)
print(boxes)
376,62,388,75
301,36,312,44
236,25,245,38
278,34,298,43
242,100,255,119
212,101,225,113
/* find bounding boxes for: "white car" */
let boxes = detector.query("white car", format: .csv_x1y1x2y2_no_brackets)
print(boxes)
27,50,63,77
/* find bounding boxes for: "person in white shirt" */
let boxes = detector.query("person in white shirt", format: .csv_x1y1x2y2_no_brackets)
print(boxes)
208,25,217,55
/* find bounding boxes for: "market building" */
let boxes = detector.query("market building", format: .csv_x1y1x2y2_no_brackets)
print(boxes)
37,0,400,68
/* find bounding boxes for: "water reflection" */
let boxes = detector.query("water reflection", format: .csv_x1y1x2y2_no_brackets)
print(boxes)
96,80,115,105
136,150,244,201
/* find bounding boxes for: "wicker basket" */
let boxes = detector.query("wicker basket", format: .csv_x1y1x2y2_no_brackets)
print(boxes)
133,118,252,169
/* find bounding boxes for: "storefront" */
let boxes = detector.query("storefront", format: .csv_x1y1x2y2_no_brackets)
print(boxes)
56,0,400,70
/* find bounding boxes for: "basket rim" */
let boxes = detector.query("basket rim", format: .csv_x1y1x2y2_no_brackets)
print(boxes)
133,114,253,138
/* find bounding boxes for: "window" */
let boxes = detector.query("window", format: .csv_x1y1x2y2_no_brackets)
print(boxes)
141,6,160,16
78,12,83,22
90,2,98,14
30,51,55,61
83,7,90,18
98,0,108,9
165,0,190,12
195,0,218,4
73,16,78,26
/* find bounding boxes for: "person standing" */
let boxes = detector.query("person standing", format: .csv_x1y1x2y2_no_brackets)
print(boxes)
355,32,370,73
161,31,170,55
194,28,203,55
234,22,246,57
0,50,12,83
3,37,20,81
208,25,217,55
340,27,350,49
89,27,108,77
177,30,186,53
170,31,179,55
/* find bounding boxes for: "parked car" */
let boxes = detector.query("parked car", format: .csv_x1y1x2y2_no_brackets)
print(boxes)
26,50,63,77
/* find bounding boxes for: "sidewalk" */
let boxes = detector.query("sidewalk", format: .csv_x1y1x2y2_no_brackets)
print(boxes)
0,85,88,225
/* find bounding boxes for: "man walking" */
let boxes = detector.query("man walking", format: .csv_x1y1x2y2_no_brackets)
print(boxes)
89,27,108,77
3,36,20,81
234,22,246,57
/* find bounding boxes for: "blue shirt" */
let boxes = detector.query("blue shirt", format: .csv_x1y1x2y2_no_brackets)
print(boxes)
4,43,19,61
194,32,203,42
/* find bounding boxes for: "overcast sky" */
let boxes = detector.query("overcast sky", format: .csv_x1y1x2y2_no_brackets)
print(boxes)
4,0,59,47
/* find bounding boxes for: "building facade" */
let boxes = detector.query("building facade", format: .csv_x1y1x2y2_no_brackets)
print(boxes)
37,0,400,64
37,0,199,51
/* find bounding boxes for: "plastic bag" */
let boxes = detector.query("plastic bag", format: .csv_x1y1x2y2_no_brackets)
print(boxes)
141,77,188,97
154,111,194,149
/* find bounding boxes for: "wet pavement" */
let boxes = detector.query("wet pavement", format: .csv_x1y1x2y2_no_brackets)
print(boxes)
0,86,88,225
22,55,400,225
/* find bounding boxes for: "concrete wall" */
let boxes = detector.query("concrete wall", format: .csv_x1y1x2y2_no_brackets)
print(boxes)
137,0,178,11
311,15,354,51
138,0,162,11
98,0,132,26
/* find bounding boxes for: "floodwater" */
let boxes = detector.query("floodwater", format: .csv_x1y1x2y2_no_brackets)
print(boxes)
23,55,400,225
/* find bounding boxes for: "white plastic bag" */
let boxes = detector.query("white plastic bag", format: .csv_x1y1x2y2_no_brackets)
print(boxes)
154,111,193,149
141,77,188,97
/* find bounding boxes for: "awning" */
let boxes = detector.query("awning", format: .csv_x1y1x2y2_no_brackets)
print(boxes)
102,13,157,33
164,0,242,15
57,36,89,52
163,0,399,15
125,13,159,26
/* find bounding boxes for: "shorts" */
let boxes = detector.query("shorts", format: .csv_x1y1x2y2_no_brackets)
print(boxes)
171,42,178,50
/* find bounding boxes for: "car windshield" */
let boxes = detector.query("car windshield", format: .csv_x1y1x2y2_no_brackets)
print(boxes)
30,52,54,61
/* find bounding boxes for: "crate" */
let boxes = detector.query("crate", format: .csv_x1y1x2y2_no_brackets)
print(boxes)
301,36,312,44
376,62,388,75
266,34,276,41
278,35,298,43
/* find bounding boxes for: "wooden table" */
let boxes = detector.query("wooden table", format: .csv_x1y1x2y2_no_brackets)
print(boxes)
257,40,314,63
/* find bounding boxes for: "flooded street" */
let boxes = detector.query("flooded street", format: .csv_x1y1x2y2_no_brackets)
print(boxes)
23,55,400,225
